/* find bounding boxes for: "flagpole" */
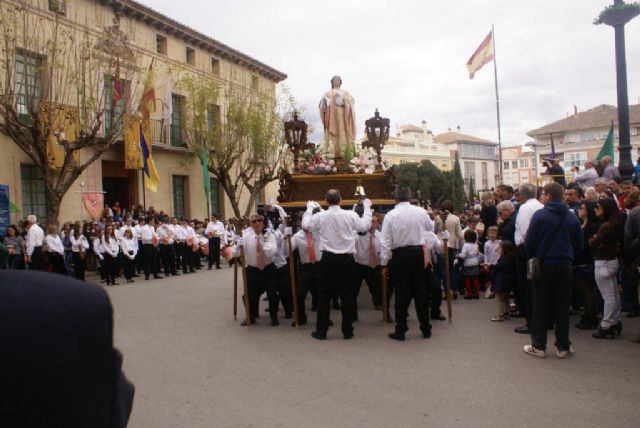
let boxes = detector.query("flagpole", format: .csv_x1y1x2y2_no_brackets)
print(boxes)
491,24,504,185
142,170,146,213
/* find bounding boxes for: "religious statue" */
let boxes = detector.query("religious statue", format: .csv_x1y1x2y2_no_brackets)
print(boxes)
319,75,356,159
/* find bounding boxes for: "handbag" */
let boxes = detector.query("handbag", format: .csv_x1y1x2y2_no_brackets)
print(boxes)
527,210,567,281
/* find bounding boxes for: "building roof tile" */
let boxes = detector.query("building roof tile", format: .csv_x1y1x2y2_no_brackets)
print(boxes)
433,131,497,146
527,104,640,137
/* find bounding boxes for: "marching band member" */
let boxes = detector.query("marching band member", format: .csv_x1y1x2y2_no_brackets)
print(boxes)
301,189,372,340
205,214,225,270
187,220,200,272
291,210,322,325
380,185,434,341
157,217,179,277
140,217,162,280
70,223,89,281
101,224,120,286
176,220,195,274
271,221,293,321
25,215,45,270
120,229,138,283
353,213,384,321
133,217,145,275
233,214,278,326
45,224,66,275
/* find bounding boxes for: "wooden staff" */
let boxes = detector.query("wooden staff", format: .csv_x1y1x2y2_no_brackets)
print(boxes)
286,232,300,327
232,218,251,325
443,238,453,323
381,270,388,322
233,257,238,320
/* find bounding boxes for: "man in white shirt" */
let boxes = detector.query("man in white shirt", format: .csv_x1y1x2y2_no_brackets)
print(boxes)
301,189,372,340
234,214,278,326
25,215,45,270
133,217,145,274
380,185,434,341
205,214,225,270
157,216,179,277
572,160,598,189
353,213,383,321
291,217,322,325
513,183,544,334
140,217,162,280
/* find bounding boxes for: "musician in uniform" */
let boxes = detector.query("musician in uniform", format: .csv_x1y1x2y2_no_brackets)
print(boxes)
380,185,434,340
353,213,384,321
234,214,279,326
157,217,179,277
302,189,372,340
140,217,162,280
291,210,322,325
205,214,225,270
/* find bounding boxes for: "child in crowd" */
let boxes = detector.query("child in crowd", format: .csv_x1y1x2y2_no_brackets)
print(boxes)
482,226,500,296
93,229,106,283
491,240,518,321
120,229,138,283
458,229,481,300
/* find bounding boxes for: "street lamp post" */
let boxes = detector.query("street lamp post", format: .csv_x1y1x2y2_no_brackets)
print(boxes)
283,112,311,173
595,0,640,180
362,109,391,170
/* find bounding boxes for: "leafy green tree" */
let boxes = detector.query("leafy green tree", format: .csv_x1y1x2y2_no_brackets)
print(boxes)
468,176,476,205
396,160,453,205
451,151,465,211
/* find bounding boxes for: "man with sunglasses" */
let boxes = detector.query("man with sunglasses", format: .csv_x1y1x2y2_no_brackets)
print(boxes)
302,189,372,340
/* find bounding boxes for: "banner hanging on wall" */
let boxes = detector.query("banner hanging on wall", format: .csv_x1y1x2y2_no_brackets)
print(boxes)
0,184,10,237
82,192,104,220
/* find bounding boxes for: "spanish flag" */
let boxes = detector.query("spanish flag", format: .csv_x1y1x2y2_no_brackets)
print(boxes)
140,63,156,120
466,31,494,79
140,123,160,192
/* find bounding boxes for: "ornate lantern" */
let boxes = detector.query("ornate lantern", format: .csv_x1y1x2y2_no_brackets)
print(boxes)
283,112,311,173
363,109,390,170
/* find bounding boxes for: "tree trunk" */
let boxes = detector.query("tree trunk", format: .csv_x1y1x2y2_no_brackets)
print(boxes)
46,192,62,225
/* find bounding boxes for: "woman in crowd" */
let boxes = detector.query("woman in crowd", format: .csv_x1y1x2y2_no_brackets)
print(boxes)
574,201,601,330
93,228,106,283
439,200,463,299
589,198,623,339
70,222,89,281
3,225,25,269
496,200,516,243
120,228,138,283
46,224,66,275
61,223,74,276
102,224,120,286
480,191,498,229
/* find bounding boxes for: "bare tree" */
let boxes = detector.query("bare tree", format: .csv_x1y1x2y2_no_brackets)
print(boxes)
0,1,144,223
182,75,295,217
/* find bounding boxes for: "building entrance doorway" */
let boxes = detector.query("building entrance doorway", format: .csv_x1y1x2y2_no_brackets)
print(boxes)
102,161,139,212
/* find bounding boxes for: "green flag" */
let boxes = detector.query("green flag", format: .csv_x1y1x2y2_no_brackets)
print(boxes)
596,122,614,161
201,145,211,202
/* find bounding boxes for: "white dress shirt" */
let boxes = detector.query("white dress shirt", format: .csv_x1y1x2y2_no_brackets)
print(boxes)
120,238,138,260
484,239,500,265
157,224,176,244
119,225,137,242
133,224,144,241
291,229,322,264
380,202,434,266
70,235,89,253
424,231,443,256
572,167,598,189
233,229,277,268
514,198,544,246
139,225,156,244
272,230,289,269
459,242,480,266
354,229,382,267
205,221,225,238
301,205,371,255
45,235,64,255
26,223,45,256
93,237,104,259
102,236,120,257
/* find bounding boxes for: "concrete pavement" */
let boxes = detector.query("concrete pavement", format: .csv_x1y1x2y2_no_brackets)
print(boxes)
102,267,640,428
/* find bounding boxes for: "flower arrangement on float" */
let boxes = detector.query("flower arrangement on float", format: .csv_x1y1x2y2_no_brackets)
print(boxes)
297,149,337,175
350,147,389,174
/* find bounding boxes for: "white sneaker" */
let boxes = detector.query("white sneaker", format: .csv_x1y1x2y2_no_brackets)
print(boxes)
555,346,574,359
523,344,546,358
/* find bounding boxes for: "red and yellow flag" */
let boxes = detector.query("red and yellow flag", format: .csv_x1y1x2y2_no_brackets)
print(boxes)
139,63,156,120
466,31,494,79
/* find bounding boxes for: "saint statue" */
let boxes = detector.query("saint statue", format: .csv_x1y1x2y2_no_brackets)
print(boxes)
319,75,356,159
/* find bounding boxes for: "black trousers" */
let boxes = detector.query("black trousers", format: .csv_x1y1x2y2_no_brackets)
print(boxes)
245,264,277,322
317,252,357,336
531,262,573,351
208,237,221,268
390,246,430,334
48,252,67,275
160,244,177,275
142,244,158,278
30,246,44,270
72,252,86,281
274,264,293,317
123,256,135,280
103,253,117,284
298,263,320,323
516,245,532,322
426,265,442,315
353,264,382,319
135,241,143,273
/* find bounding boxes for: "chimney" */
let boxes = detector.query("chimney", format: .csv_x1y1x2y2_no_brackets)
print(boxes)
574,105,578,116
456,125,461,131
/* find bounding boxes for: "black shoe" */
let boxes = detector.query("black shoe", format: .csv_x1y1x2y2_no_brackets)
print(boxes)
343,332,354,340
240,319,254,326
154,275,163,279
208,267,212,271
575,319,598,330
271,319,279,327
473,295,480,300
514,325,531,334
189,270,196,273
294,319,307,327
422,329,432,339
511,311,526,318
592,326,616,339
464,295,473,300
388,332,405,341
173,272,180,276
145,276,150,281
431,313,446,321
216,265,221,270
311,331,327,340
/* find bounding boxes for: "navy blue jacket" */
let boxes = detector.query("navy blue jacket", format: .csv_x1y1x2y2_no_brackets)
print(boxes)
525,201,583,264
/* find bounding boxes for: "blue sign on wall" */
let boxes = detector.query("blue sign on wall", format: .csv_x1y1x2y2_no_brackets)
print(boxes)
0,184,9,237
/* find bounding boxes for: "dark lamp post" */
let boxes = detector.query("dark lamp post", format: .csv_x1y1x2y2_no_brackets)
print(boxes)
595,0,639,180
283,112,310,173
363,109,390,170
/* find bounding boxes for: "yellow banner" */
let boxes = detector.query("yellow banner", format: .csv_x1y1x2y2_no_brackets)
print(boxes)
123,114,148,169
39,102,80,169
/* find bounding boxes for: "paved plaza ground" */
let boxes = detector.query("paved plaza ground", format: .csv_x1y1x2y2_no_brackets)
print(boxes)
101,267,640,428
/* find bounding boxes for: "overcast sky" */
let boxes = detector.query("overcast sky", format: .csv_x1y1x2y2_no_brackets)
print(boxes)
139,0,640,147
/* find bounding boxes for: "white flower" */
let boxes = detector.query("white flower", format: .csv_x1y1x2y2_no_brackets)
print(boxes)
364,167,373,174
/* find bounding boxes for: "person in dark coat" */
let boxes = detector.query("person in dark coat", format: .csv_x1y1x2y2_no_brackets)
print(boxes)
496,200,516,243
490,240,518,321
0,270,134,428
